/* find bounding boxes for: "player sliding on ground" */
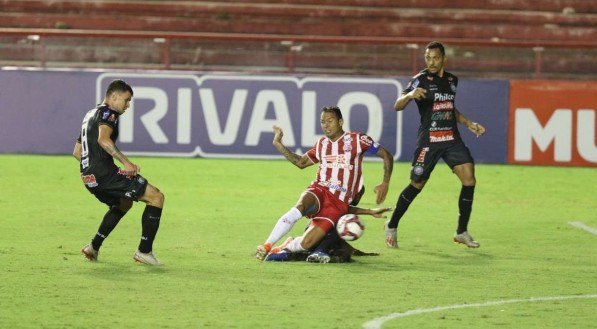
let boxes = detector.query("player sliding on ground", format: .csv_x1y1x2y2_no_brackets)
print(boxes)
255,106,393,262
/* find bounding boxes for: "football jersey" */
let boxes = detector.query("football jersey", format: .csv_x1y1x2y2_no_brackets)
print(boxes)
77,104,120,178
403,69,462,147
306,132,380,204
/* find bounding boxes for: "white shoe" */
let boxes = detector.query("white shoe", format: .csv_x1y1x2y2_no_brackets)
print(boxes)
384,220,398,248
453,231,480,248
81,243,99,261
133,250,162,265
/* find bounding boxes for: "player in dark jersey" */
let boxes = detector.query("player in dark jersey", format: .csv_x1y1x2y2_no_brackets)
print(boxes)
385,41,486,249
73,79,165,265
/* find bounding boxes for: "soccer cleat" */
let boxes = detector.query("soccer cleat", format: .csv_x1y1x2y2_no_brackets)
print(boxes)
264,249,290,262
81,243,99,261
255,243,271,261
384,220,398,248
133,250,162,265
306,251,331,263
453,231,480,248
269,237,294,254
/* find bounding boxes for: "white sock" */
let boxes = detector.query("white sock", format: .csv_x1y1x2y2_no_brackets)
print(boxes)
286,236,306,253
265,207,302,245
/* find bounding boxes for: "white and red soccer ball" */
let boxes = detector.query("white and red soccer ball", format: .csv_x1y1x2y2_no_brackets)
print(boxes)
336,214,365,241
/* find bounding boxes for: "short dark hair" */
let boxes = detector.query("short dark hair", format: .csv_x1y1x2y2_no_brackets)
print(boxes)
321,106,343,120
105,79,133,97
426,41,445,56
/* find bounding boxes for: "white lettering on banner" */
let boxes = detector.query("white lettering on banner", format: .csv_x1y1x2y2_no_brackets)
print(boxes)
577,110,597,162
138,87,169,144
101,73,402,159
177,88,191,144
515,108,597,163
199,88,247,146
337,92,383,142
245,90,295,146
301,91,320,146
515,109,571,162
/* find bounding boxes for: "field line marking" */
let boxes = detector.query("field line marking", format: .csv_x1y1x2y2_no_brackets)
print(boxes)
568,221,597,235
362,294,597,329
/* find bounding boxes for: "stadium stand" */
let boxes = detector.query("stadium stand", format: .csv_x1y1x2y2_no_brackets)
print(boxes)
0,0,595,78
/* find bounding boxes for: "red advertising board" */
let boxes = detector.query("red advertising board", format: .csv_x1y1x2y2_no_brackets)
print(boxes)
509,80,597,166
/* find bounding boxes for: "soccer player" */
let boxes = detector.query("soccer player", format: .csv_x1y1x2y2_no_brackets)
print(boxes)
255,106,394,261
385,41,486,249
73,79,165,265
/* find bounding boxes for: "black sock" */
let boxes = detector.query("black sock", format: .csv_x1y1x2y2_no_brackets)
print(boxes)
91,206,126,250
457,185,475,234
388,184,421,229
138,205,162,253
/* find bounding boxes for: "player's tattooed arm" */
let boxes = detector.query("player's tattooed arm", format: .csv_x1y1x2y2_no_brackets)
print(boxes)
272,125,313,169
98,124,140,175
374,147,393,204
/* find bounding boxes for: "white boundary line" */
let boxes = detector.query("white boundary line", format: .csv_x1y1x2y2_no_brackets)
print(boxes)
362,294,597,329
568,221,597,235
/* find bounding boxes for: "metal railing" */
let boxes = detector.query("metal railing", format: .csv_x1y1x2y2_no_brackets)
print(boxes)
1,28,596,79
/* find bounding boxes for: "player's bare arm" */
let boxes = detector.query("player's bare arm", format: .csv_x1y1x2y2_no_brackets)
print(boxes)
374,147,393,204
272,125,313,169
455,108,486,137
395,87,427,111
73,141,82,162
98,124,140,175
348,206,392,218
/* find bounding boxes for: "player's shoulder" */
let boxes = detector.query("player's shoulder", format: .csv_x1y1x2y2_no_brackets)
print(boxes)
444,71,458,81
97,105,119,123
412,69,429,80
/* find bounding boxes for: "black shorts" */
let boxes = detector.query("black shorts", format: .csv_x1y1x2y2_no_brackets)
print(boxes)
83,172,149,207
410,142,474,182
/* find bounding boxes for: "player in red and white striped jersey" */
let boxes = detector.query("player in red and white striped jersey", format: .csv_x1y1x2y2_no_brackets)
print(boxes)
255,106,394,261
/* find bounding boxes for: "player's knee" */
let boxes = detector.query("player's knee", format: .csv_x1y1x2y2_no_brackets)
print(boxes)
118,199,133,213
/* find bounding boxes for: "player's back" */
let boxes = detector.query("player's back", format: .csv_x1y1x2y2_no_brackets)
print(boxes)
78,105,119,177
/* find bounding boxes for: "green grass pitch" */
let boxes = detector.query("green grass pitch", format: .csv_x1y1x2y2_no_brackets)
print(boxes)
0,155,595,328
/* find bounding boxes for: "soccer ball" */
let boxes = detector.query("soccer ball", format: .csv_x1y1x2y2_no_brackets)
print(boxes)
336,214,365,241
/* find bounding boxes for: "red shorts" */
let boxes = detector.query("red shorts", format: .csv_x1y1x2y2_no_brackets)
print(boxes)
304,183,349,233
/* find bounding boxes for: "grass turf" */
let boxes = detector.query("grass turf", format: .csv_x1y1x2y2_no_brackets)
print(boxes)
0,155,595,328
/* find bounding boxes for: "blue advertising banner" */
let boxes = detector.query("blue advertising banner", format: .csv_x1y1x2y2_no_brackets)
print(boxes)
0,69,508,163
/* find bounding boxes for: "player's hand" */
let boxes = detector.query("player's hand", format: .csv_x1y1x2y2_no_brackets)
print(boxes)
373,181,389,204
368,207,392,218
468,122,486,137
272,125,284,144
408,87,427,100
122,162,140,177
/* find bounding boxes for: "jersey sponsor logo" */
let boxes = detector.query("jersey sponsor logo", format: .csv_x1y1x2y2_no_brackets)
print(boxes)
318,180,347,192
323,154,354,169
96,73,402,160
431,111,453,120
429,131,455,142
359,135,373,146
81,174,98,187
432,101,454,111
416,147,429,163
434,93,455,101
